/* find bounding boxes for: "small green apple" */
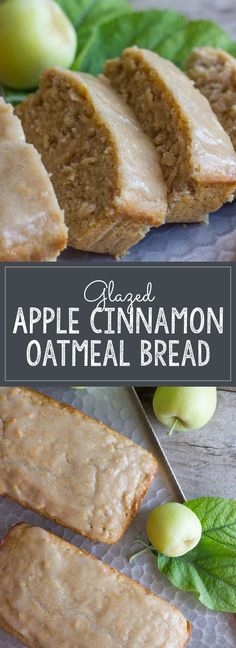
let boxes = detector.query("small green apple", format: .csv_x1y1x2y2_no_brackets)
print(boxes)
153,386,217,433
71,387,85,390
147,502,202,557
0,0,77,89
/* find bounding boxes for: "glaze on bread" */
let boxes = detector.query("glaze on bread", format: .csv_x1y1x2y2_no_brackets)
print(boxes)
0,97,67,261
0,524,191,648
0,387,157,543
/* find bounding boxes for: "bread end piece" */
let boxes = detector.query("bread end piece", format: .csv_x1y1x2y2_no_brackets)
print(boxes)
0,97,67,262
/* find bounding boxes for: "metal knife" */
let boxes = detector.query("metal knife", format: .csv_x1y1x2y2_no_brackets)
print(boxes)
131,387,186,503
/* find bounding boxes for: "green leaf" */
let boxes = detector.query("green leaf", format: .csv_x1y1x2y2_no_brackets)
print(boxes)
74,10,188,74
73,9,236,75
157,19,236,68
0,85,28,105
158,537,236,613
157,497,236,612
55,0,95,28
56,0,131,31
186,497,236,550
73,0,132,70
4,3,236,104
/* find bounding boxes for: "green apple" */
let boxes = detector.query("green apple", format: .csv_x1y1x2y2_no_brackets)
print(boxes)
71,387,85,390
147,502,202,557
153,386,217,433
0,0,77,89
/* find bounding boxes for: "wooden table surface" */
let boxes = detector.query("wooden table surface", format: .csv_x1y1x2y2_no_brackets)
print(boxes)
132,0,236,37
138,388,236,500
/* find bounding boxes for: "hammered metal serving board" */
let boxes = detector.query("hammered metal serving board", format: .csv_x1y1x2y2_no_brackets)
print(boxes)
0,387,235,648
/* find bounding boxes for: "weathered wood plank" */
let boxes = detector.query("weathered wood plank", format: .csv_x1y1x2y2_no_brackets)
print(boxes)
138,388,236,500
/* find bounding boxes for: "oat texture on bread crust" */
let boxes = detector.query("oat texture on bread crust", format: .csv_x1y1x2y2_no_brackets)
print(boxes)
16,68,167,257
187,47,236,151
0,97,67,261
0,387,157,543
104,46,236,223
0,524,191,648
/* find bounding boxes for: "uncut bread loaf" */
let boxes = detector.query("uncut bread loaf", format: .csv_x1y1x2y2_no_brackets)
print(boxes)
187,47,236,151
104,46,236,223
0,387,157,543
0,524,191,648
16,68,167,257
0,97,67,261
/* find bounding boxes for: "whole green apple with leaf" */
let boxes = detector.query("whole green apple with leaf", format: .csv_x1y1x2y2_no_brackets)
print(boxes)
1,0,236,104
131,498,236,613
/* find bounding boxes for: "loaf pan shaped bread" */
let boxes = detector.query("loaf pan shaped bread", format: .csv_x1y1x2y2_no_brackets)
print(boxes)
16,68,167,257
0,524,191,648
104,46,236,223
0,98,67,261
0,387,157,543
187,47,236,151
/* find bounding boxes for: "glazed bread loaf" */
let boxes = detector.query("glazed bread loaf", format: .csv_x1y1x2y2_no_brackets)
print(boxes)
0,387,157,543
0,97,67,261
104,46,236,223
16,68,167,257
0,524,191,648
187,47,236,150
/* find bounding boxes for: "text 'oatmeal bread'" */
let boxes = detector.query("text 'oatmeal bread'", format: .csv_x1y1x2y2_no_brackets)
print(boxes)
0,387,157,543
187,47,236,151
0,524,191,648
0,97,67,261
16,67,167,257
104,46,236,224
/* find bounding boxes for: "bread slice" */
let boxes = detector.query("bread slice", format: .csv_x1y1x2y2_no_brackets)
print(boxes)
187,47,236,150
0,524,191,648
0,387,157,543
0,97,67,261
104,46,236,223
16,68,167,257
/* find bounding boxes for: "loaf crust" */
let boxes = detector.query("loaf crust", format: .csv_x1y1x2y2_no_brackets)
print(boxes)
104,47,236,223
0,98,67,261
16,68,167,257
0,387,157,543
187,47,236,150
0,524,191,648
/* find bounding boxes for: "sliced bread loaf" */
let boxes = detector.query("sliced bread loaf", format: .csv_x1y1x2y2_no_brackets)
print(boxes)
16,68,167,257
104,47,236,223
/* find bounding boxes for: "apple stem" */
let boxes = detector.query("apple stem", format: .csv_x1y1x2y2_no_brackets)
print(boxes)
168,418,178,437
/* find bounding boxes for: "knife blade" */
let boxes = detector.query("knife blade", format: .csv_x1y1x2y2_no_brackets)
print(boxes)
131,387,186,503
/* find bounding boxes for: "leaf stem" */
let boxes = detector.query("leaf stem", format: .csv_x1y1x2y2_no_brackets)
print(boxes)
129,539,155,562
129,547,151,562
